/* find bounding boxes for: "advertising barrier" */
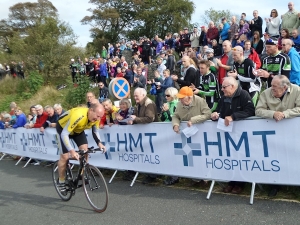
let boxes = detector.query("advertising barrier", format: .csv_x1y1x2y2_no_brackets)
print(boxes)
1,117,300,186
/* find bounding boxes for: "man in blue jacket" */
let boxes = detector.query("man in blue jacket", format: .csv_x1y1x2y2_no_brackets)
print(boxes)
220,18,230,42
12,108,27,128
282,39,300,86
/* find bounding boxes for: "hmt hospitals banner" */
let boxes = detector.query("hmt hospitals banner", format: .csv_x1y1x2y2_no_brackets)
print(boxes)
1,118,300,185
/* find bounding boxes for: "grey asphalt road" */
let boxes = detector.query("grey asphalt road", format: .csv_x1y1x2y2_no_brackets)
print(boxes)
0,158,299,225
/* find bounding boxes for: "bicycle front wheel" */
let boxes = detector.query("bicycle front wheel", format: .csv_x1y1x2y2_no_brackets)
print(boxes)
52,161,72,201
82,165,109,212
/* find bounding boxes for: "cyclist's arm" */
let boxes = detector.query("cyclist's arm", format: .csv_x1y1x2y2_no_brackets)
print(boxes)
60,120,74,152
92,125,101,145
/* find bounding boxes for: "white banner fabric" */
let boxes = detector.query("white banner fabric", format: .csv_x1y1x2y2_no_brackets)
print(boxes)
1,118,300,185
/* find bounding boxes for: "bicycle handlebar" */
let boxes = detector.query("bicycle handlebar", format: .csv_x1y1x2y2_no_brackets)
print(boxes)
76,147,104,156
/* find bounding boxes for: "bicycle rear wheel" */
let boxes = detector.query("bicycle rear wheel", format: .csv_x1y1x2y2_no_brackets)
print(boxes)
52,161,72,201
83,165,109,212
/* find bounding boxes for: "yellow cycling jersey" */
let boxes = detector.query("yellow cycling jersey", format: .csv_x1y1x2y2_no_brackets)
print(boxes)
58,107,99,134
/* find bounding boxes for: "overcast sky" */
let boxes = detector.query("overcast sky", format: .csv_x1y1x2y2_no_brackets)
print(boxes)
0,0,292,46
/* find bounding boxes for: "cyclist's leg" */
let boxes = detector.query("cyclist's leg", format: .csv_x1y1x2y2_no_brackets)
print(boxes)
73,131,88,159
56,125,70,184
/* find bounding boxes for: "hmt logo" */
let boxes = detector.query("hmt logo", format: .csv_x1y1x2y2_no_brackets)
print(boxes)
174,133,202,167
102,133,115,160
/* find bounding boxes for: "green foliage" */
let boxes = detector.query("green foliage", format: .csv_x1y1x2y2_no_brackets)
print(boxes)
6,17,77,80
0,94,16,113
65,75,92,108
83,0,194,47
201,8,238,27
26,71,44,93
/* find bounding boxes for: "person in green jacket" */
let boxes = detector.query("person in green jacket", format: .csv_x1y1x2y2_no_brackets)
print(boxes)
161,87,179,185
101,46,107,59
160,87,179,122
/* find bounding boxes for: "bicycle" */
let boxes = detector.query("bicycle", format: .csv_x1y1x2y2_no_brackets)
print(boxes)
52,147,109,213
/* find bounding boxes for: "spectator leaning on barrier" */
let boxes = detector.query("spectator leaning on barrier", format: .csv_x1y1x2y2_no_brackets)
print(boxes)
40,105,58,133
160,87,180,185
281,39,300,86
102,98,119,126
12,107,26,128
172,86,211,134
128,88,158,184
211,77,255,194
255,75,300,197
114,98,136,181
53,103,65,117
28,105,48,129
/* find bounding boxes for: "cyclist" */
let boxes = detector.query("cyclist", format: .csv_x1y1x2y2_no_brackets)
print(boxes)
56,103,106,191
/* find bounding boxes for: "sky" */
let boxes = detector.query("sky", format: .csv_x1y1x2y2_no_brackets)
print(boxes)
0,0,291,47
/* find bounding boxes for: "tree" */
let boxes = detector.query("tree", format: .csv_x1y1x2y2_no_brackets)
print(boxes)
7,17,77,80
5,0,58,33
81,0,142,45
82,0,194,48
201,8,237,27
0,0,58,52
130,0,195,39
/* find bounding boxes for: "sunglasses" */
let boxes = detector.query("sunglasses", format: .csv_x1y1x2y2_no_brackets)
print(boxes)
221,84,232,89
165,94,171,97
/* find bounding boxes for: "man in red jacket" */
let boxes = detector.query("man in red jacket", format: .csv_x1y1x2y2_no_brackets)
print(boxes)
206,21,219,48
28,105,48,128
244,40,261,69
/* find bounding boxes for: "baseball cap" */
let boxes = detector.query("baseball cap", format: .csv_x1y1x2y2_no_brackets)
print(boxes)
265,39,276,45
201,26,205,28
263,32,270,36
177,86,193,98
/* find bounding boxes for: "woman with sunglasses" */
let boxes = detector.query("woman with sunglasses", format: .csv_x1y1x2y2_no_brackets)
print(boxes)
265,9,280,39
161,87,180,185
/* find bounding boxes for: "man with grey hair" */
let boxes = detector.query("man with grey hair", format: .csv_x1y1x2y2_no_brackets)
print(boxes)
211,76,255,194
128,87,158,184
255,75,300,197
281,39,300,86
40,105,58,133
28,105,48,128
54,104,65,116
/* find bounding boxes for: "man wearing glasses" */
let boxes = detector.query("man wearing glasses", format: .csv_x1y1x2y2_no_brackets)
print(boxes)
211,76,255,194
281,39,300,86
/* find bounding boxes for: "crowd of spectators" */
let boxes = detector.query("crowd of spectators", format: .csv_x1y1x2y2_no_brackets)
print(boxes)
1,2,300,198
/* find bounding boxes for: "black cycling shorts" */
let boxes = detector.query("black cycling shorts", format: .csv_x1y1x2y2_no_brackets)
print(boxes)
56,123,88,154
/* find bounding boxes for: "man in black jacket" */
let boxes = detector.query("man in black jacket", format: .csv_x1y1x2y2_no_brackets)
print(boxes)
98,82,109,103
210,76,255,194
171,56,196,88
